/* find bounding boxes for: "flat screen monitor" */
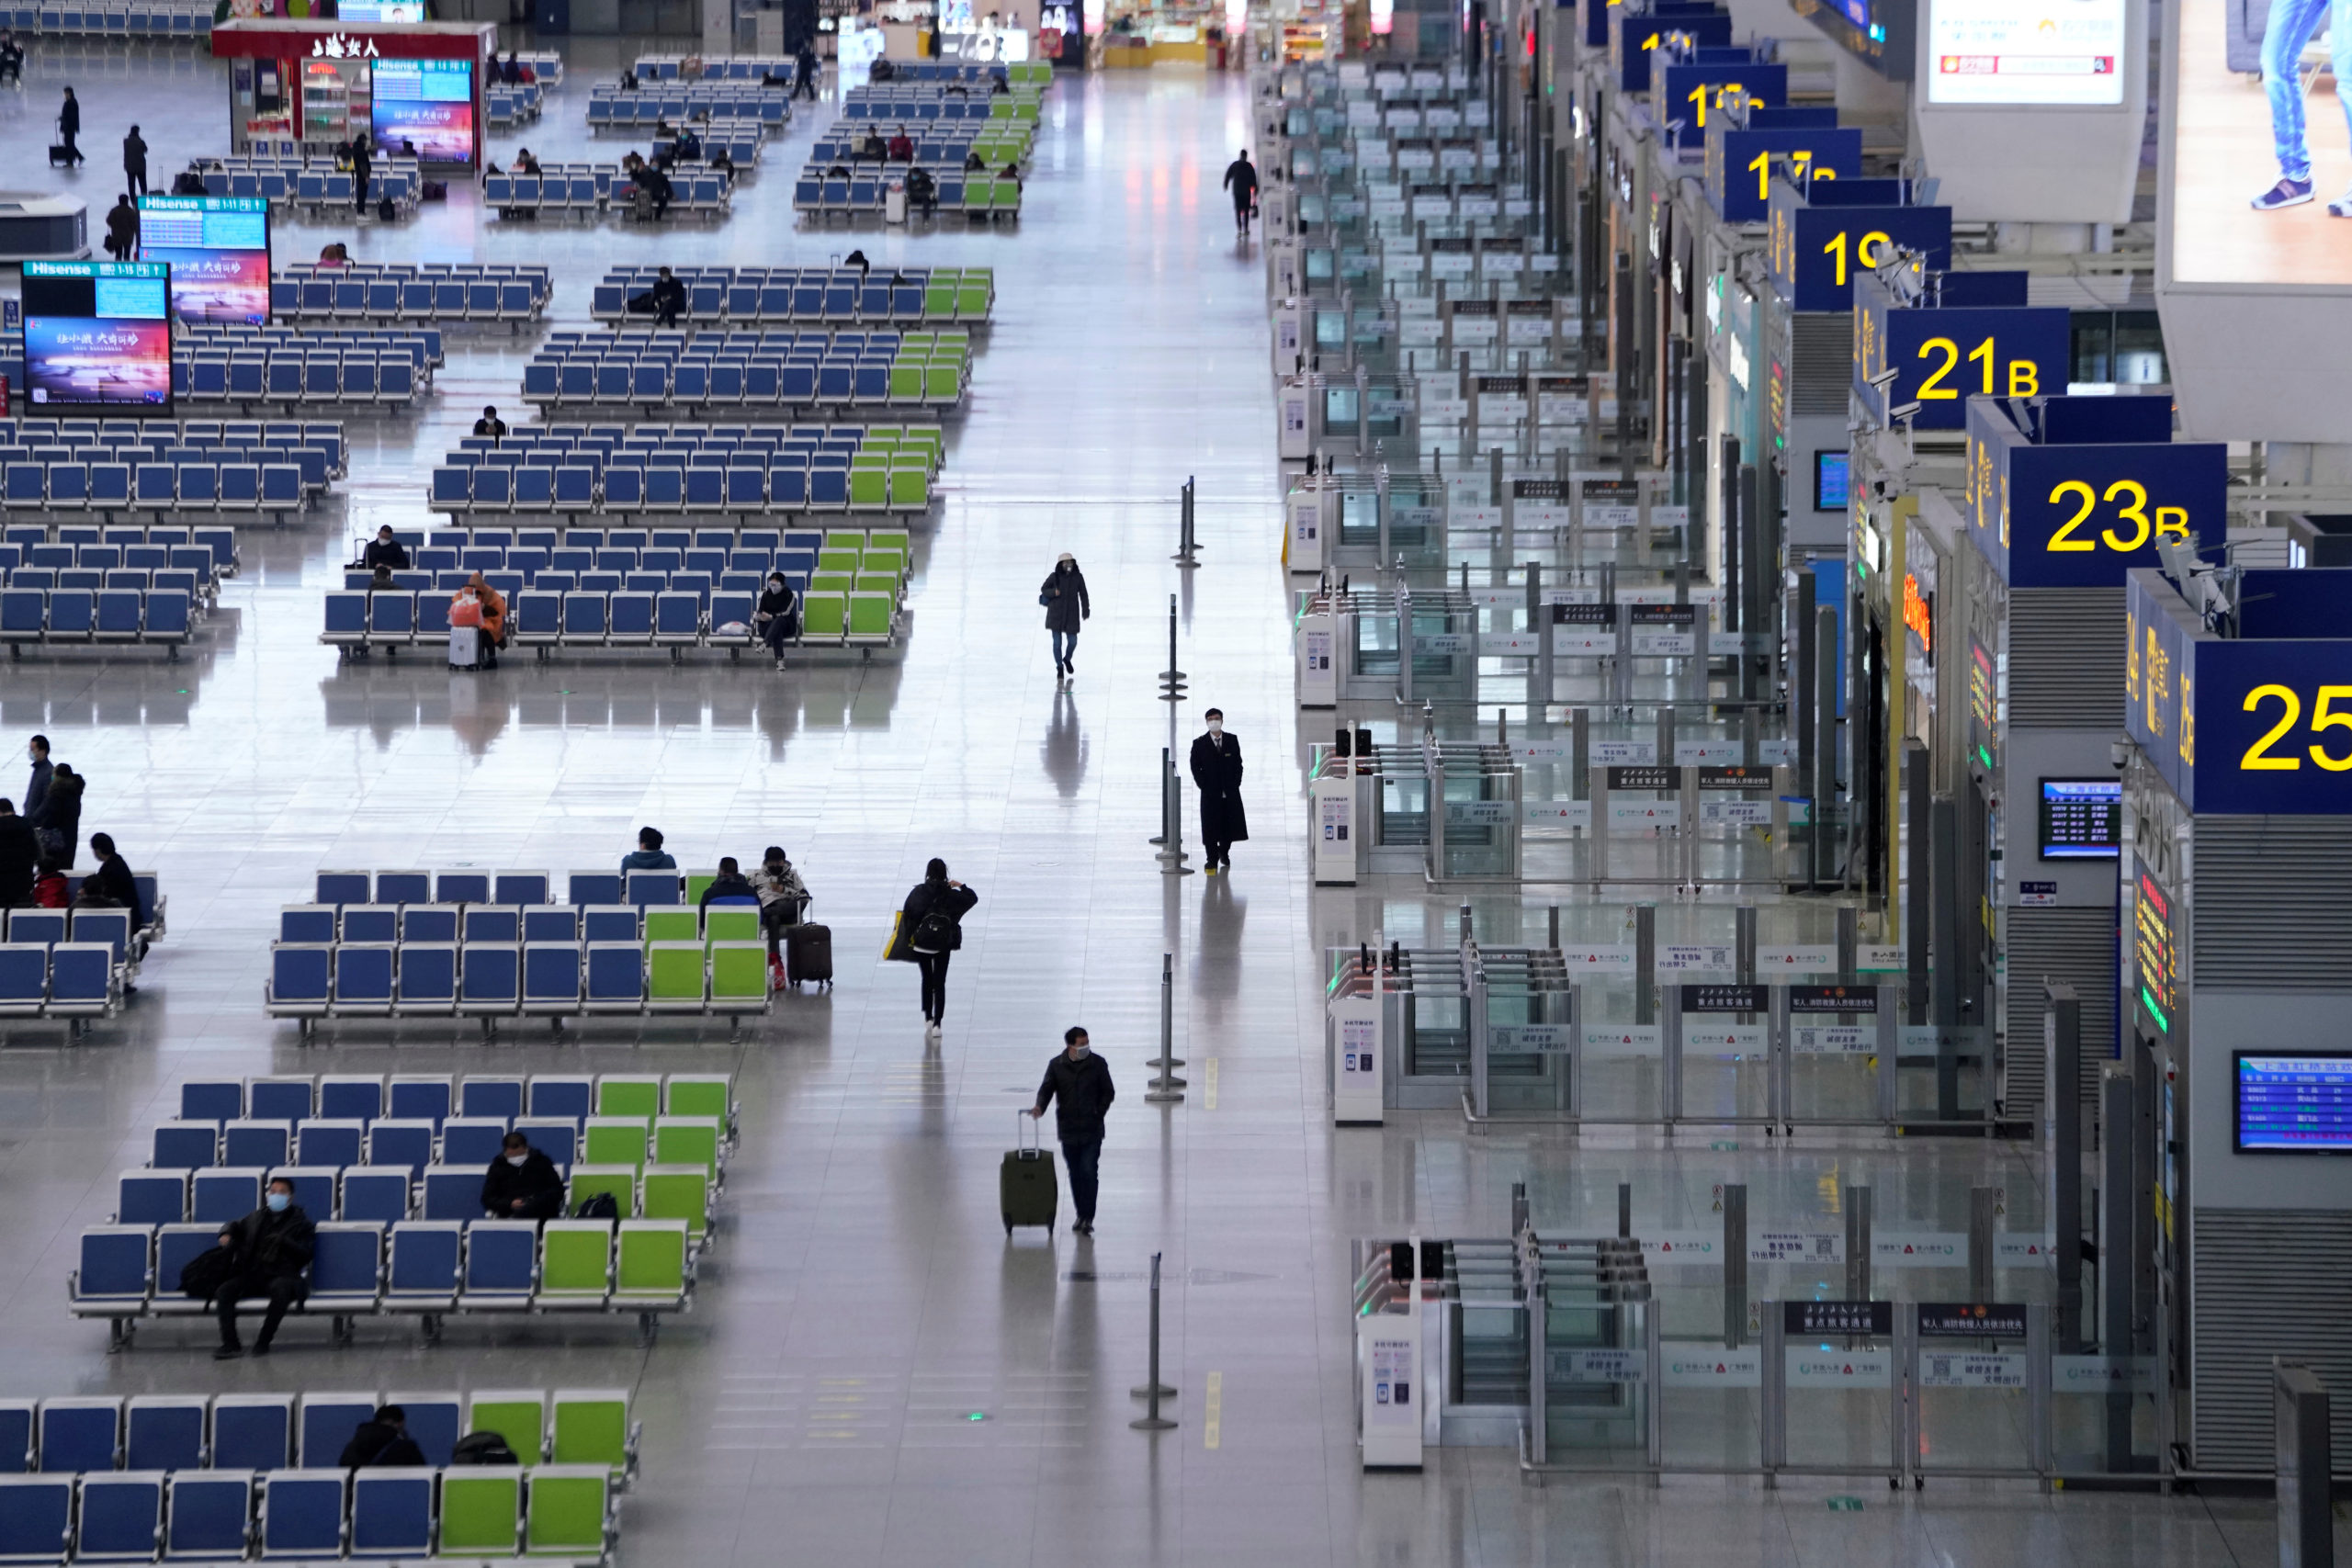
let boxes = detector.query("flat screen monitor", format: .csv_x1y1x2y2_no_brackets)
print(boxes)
338,0,424,17
136,195,270,325
1926,0,2125,104
2236,1053,2352,1153
1813,449,1849,512
371,57,474,163
2039,777,2121,858
21,259,172,410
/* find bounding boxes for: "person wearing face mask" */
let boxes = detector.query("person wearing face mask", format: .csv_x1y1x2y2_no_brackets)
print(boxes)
887,857,978,1043
755,570,800,668
1188,707,1248,874
1039,552,1090,682
1027,1026,1115,1236
752,844,809,987
213,1177,315,1359
481,1131,565,1221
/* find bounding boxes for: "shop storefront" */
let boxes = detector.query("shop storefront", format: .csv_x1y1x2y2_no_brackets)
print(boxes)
209,18,498,167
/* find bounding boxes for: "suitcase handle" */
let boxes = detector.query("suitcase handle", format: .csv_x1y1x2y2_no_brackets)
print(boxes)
1018,1108,1040,1152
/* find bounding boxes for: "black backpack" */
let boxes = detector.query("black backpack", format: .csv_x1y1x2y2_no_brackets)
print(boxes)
572,1192,620,1222
377,195,396,221
911,909,959,953
450,1432,520,1466
177,1243,237,1301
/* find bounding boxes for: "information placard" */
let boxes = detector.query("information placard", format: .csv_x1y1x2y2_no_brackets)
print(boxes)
21,260,172,409
137,196,269,325
2236,1053,2352,1153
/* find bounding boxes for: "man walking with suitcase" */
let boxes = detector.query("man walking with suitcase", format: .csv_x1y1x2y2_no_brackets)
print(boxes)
1028,1027,1114,1235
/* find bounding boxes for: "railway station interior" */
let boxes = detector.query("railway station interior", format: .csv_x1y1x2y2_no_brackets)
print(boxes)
0,0,2342,1559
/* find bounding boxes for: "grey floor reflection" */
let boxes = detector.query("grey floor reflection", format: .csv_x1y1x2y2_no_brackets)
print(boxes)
1041,685,1087,798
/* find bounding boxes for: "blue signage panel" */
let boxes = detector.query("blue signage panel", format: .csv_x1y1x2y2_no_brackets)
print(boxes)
1657,61,1785,147
2124,569,2199,806
2237,1054,2352,1153
1853,301,2071,430
1769,197,1951,311
1988,441,2226,590
2184,637,2352,815
1707,125,1862,223
1619,9,1729,91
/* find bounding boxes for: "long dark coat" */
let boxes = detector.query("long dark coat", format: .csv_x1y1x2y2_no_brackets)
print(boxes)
1040,564,1089,635
1189,731,1249,845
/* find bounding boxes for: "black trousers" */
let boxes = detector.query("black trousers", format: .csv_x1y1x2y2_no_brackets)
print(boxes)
1233,196,1252,228
1060,1139,1102,1224
218,1272,304,1348
124,166,144,197
761,615,793,658
354,173,369,214
915,950,950,1022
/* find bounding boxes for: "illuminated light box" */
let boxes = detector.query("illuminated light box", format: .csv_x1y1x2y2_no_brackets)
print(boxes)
2237,1054,2352,1153
1926,0,2125,105
137,195,270,326
22,259,173,410
371,57,474,163
2038,777,2121,858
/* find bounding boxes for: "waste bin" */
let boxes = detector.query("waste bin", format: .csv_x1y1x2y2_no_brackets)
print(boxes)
885,178,907,223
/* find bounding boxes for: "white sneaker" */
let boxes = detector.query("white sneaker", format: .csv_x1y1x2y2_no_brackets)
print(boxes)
925,1021,942,1043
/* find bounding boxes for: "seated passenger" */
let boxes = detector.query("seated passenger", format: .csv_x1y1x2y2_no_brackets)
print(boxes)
84,833,141,929
473,404,508,441
468,571,505,665
886,130,912,161
860,130,887,160
362,524,409,571
513,147,542,175
699,854,758,910
481,1131,564,1221
622,826,677,873
339,1406,427,1469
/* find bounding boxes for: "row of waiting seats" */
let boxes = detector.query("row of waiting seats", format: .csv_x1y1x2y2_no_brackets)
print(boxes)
6,458,318,524
882,59,1052,84
4,524,240,577
0,904,155,1029
75,1215,695,1346
194,160,424,219
113,1157,716,1237
367,520,913,562
797,169,1022,223
327,584,896,659
2,536,223,592
623,52,796,80
507,49,564,84
142,1100,726,1179
2,873,164,950
0,418,345,471
0,1462,616,1564
586,85,794,131
429,452,935,517
0,588,197,660
265,940,777,1034
168,1068,733,1130
806,125,1033,167
588,265,994,325
19,0,207,31
347,531,908,584
487,166,734,222
271,265,550,328
0,1389,631,1478
484,81,545,127
838,85,1044,122
172,355,420,412
516,333,969,417
301,868,769,910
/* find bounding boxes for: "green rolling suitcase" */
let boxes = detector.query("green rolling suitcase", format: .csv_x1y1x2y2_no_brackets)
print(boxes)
1001,1111,1057,1235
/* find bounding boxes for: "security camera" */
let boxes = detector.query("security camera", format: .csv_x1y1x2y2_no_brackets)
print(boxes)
1866,367,1900,390
2110,739,2130,770
1871,478,1891,498
1890,400,1922,422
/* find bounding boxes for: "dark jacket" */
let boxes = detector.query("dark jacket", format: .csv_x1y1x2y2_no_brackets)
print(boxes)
32,771,81,847
1189,732,1249,845
121,130,145,173
86,852,142,928
362,536,409,570
1036,1050,1116,1144
0,814,35,904
757,581,799,630
350,142,371,182
620,848,676,873
340,1422,427,1469
58,96,77,138
105,203,136,251
1222,157,1257,202
698,874,757,910
888,877,978,960
23,757,50,820
222,1203,315,1280
480,1148,563,1215
1040,565,1089,635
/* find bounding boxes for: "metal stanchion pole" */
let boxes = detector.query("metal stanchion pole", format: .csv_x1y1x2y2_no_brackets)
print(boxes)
1173,475,1200,567
1156,749,1193,875
1159,593,1187,702
1130,1252,1178,1427
1147,951,1187,1081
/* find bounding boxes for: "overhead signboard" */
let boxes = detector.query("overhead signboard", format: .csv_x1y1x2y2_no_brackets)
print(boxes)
1853,282,2071,429
1925,0,2124,104
1965,402,2227,589
1658,61,1788,148
1769,188,1952,311
1706,125,1864,223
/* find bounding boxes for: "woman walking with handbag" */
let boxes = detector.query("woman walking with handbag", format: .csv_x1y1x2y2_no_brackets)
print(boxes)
1039,553,1090,683
887,858,978,1043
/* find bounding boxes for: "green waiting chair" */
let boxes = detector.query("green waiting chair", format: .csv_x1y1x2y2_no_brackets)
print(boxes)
467,1391,548,1461
594,1075,662,1120
887,469,929,511
708,942,768,1011
641,908,698,946
524,1465,613,1558
566,1162,639,1215
645,942,707,1012
847,592,895,644
662,1074,733,1125
800,591,846,642
582,1118,651,1169
652,1116,721,1177
614,1219,691,1340
437,1471,524,1557
702,907,760,946
640,1163,712,1240
550,1390,637,1479
538,1221,615,1308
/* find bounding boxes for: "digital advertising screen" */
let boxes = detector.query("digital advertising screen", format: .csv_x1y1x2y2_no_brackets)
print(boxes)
2236,1054,2352,1152
1814,450,1850,511
2167,0,2352,284
21,260,172,410
1926,0,2125,104
2038,777,2122,858
137,195,270,325
336,0,424,17
370,57,474,164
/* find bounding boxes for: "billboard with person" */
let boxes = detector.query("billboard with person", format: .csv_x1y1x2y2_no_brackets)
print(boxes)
136,195,270,325
370,57,473,163
21,260,173,410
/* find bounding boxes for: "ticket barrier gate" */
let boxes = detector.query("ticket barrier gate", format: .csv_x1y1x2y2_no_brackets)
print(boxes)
1299,739,1520,882
1291,584,1479,705
1284,472,1448,578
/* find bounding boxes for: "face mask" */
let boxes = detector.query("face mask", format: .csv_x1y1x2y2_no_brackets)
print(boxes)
266,1192,289,1213
1207,719,1224,736
506,1153,527,1167
1069,1043,1091,1059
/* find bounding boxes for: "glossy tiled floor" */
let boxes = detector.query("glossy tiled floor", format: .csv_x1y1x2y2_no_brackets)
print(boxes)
0,39,2313,1567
